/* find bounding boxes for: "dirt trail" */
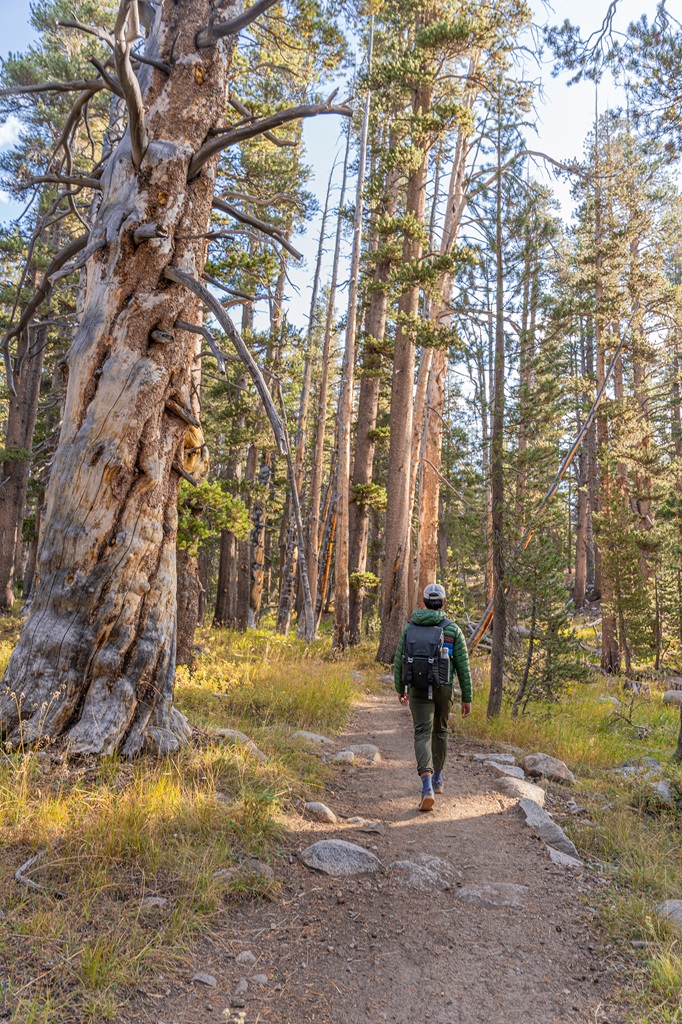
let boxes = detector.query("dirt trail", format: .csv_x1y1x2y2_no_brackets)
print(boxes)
142,688,625,1024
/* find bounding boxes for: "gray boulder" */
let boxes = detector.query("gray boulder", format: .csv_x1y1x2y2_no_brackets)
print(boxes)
663,690,682,706
456,883,528,909
645,779,675,808
520,753,574,785
484,761,525,779
300,839,382,877
495,777,546,807
304,801,337,824
657,900,682,930
519,797,579,857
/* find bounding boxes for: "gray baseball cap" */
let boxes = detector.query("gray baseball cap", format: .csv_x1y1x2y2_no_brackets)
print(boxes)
423,583,446,601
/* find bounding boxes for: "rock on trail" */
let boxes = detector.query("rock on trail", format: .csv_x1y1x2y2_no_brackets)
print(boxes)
519,797,580,858
520,753,575,784
484,760,525,779
304,801,338,824
299,839,382,876
455,883,529,909
495,776,546,806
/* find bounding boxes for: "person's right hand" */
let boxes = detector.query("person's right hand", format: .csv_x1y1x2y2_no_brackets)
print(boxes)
461,702,472,718
399,694,409,707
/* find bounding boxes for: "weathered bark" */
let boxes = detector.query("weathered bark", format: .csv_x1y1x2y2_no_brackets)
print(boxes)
377,79,433,664
176,545,201,666
0,324,46,610
214,526,237,626
333,34,372,651
0,0,237,754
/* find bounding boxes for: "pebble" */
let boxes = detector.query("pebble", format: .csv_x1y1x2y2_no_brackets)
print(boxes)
140,896,168,907
304,801,337,824
191,972,217,987
245,858,274,880
251,973,269,985
234,978,249,995
352,671,364,681
236,950,258,966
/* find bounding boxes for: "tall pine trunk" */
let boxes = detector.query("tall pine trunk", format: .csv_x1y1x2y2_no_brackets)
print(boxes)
377,80,433,663
0,324,46,610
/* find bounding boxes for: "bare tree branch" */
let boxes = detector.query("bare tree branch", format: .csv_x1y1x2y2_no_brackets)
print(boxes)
88,57,124,97
47,235,107,285
196,0,280,49
17,174,103,191
0,79,105,97
227,95,296,146
175,318,228,373
188,97,352,178
1,233,89,393
164,266,287,453
57,17,114,47
112,0,148,168
212,197,302,259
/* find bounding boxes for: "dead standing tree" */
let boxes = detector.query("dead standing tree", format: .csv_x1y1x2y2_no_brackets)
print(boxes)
0,0,350,755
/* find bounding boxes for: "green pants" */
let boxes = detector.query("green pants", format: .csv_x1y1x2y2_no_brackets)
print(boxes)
409,684,454,776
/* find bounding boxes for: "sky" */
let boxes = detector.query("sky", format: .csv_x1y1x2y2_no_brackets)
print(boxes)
0,0,665,331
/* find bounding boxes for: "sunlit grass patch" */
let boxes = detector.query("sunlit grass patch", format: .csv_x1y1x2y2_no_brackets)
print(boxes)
0,624,368,1022
461,657,682,1021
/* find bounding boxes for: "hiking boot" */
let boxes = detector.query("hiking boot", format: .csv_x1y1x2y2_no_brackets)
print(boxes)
418,775,434,812
432,770,444,794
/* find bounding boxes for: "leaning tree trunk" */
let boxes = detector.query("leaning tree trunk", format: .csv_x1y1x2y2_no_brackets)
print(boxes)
0,0,236,754
0,324,46,610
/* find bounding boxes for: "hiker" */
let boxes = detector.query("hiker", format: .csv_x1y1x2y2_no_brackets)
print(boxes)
394,583,473,811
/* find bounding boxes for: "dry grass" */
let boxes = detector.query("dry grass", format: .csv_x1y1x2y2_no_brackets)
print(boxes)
0,620,365,1023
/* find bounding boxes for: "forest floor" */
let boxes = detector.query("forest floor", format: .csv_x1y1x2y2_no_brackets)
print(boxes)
128,686,627,1024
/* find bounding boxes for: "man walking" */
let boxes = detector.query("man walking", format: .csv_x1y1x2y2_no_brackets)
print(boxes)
394,583,473,811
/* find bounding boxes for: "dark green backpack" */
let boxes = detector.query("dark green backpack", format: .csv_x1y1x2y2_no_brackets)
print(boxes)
401,620,452,697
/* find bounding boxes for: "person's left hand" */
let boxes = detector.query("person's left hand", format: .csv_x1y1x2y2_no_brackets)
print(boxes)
461,702,472,718
399,694,409,707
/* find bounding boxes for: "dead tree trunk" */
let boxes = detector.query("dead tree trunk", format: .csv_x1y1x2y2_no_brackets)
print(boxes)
1,0,253,754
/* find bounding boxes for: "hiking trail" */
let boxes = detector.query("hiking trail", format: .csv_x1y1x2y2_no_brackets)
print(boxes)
135,685,626,1024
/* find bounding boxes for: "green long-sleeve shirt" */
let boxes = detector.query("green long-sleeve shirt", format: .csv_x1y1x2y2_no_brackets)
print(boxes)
393,609,473,704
